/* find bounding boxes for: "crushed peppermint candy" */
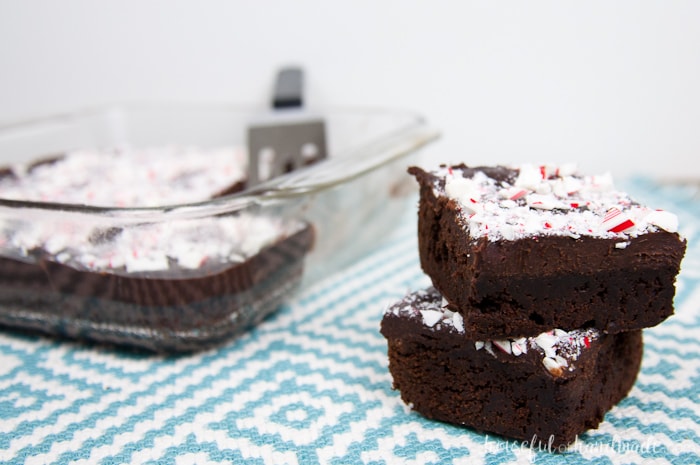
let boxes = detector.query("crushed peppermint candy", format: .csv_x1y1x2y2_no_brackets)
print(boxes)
0,145,247,207
0,146,307,275
386,287,467,334
386,287,599,377
476,327,598,377
0,213,305,276
434,164,680,241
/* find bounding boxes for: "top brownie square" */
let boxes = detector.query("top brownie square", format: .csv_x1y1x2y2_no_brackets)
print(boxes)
409,164,687,339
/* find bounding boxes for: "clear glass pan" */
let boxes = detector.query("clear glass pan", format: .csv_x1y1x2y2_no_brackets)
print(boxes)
0,102,439,351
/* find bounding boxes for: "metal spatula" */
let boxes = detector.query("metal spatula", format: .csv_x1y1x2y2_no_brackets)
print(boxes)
247,67,327,187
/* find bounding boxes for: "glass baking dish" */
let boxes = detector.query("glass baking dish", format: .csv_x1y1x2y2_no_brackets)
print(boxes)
0,102,438,352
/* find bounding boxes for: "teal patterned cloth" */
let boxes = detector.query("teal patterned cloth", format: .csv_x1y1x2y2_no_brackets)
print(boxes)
1,178,698,465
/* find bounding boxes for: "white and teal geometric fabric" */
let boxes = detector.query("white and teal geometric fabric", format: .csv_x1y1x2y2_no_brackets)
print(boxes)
1,178,699,464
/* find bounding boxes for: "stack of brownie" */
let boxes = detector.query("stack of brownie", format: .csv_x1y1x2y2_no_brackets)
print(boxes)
381,164,687,447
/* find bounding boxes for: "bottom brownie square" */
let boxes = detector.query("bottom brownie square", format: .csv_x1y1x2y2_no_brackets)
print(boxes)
380,287,642,447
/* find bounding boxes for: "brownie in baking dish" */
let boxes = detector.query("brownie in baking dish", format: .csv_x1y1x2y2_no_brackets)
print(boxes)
380,287,642,447
0,219,314,352
409,164,687,339
0,146,315,352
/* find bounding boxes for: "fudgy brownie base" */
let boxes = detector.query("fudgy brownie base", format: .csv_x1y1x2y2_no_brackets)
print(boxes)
380,287,642,448
0,225,314,352
410,164,686,339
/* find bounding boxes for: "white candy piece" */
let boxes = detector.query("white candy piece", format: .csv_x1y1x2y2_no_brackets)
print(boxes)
645,210,679,233
177,250,208,269
514,164,543,190
420,309,443,328
452,312,464,333
553,329,569,338
542,357,564,376
500,224,516,241
535,333,558,350
527,193,558,210
535,183,552,195
552,176,583,198
511,341,524,356
493,339,512,355
513,337,528,353
589,172,615,191
500,187,527,201
557,163,578,177
125,253,169,273
445,176,482,214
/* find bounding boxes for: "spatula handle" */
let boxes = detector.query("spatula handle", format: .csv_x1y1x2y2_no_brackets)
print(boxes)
272,67,304,109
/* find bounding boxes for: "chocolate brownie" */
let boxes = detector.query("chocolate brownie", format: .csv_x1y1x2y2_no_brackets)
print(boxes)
0,222,313,352
0,146,315,351
380,287,642,447
409,164,687,339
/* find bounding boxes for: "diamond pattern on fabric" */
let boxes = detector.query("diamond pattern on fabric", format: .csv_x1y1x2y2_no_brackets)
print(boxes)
1,179,699,465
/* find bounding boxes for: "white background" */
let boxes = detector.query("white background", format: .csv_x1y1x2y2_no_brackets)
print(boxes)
1,1,698,179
